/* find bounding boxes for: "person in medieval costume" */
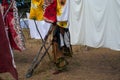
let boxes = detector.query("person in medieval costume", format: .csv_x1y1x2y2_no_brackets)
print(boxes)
0,3,18,80
0,0,25,79
29,0,72,74
44,0,72,74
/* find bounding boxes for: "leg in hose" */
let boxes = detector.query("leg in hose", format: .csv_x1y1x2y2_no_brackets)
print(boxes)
52,41,68,74
60,27,73,57
52,26,68,74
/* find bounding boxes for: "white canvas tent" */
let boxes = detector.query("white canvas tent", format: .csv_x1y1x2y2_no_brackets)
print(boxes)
69,0,120,51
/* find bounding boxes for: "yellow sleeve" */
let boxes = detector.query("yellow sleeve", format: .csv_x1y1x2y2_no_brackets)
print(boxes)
29,0,44,20
57,0,62,16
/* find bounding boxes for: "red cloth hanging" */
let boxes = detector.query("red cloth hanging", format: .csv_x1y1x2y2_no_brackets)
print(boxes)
0,10,18,80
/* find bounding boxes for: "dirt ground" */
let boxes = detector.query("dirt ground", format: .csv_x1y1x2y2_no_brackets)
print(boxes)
0,29,120,80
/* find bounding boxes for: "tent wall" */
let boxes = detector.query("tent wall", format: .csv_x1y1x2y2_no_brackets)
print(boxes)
69,0,120,51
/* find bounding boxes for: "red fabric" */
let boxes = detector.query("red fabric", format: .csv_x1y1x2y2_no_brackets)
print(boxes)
0,11,18,80
5,10,21,51
2,0,25,51
44,0,57,23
